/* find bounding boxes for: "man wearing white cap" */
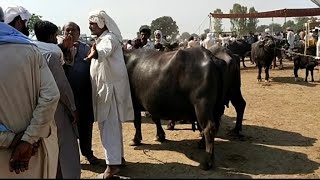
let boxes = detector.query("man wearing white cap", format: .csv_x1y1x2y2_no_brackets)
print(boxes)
4,5,31,36
85,10,134,178
0,6,60,178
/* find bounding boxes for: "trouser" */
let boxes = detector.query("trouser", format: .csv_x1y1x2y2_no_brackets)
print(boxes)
98,94,124,165
77,111,94,158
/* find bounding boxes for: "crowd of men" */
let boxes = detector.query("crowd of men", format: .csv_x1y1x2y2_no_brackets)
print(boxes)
0,5,136,179
1,4,320,179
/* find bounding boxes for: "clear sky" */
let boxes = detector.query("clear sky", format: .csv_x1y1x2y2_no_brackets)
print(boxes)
1,0,318,39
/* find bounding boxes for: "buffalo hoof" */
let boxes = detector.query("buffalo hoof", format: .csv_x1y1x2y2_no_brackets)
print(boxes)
154,135,166,142
198,138,206,149
279,64,283,70
228,130,245,141
166,125,174,130
305,79,308,82
129,139,141,146
295,77,299,82
264,79,270,82
199,159,213,170
166,122,175,130
257,79,262,82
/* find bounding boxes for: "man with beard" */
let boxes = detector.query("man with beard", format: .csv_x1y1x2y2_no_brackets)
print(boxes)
0,6,60,178
4,6,31,36
86,10,134,178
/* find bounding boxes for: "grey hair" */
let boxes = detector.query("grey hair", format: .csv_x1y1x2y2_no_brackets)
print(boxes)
0,6,4,22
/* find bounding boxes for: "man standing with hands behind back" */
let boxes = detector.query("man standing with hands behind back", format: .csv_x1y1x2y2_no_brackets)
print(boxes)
0,6,60,178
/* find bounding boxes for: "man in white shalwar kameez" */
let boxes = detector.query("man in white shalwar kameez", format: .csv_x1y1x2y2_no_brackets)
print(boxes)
203,32,216,49
0,7,60,178
86,10,134,179
286,27,295,56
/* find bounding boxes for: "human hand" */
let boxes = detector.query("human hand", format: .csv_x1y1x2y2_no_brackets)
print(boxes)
73,41,80,48
31,140,41,156
87,43,98,59
134,39,142,48
9,132,24,149
63,34,74,49
9,141,34,174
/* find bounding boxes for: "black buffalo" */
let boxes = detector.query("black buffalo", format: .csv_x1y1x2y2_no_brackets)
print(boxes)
272,38,289,70
227,39,252,68
292,46,318,82
208,44,246,135
124,47,224,170
166,44,247,135
251,36,276,82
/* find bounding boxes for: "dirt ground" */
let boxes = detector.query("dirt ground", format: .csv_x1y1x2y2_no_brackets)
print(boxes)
80,59,320,179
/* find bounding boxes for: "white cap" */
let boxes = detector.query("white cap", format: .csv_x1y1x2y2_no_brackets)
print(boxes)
264,28,271,33
4,6,31,24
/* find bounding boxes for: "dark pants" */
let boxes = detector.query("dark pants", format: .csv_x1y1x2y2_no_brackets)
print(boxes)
64,61,94,158
77,109,94,158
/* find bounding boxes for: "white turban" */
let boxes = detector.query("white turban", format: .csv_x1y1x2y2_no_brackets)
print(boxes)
89,10,122,42
264,28,271,34
154,30,162,37
154,30,163,44
4,6,31,25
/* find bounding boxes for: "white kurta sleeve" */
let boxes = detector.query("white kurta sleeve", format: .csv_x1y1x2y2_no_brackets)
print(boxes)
46,53,77,112
0,131,15,148
96,36,117,59
21,51,60,144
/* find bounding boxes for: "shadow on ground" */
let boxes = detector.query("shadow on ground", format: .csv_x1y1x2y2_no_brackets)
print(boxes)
122,115,319,178
271,77,319,87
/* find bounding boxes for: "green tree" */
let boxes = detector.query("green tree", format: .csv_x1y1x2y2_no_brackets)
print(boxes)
200,29,210,41
150,16,179,40
269,23,282,33
28,13,42,35
190,33,199,39
229,3,248,36
213,8,223,35
247,7,259,34
256,25,269,33
180,32,191,41
282,20,295,31
294,17,318,31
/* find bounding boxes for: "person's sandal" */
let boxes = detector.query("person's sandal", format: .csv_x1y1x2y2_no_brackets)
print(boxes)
103,165,120,179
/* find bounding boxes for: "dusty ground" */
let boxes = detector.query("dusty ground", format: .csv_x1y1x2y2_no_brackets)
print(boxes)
81,60,320,179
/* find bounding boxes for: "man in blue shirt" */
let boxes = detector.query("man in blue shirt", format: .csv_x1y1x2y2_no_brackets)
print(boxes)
58,22,101,165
